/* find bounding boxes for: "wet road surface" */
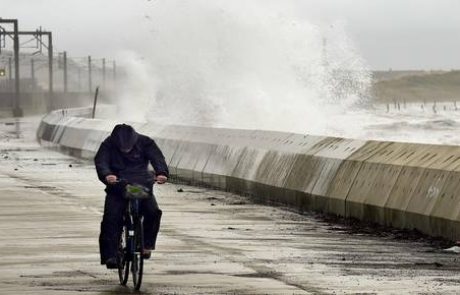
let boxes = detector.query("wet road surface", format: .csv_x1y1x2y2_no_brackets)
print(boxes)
1,117,460,294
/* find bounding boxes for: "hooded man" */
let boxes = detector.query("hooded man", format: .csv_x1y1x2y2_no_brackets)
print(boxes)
94,124,169,268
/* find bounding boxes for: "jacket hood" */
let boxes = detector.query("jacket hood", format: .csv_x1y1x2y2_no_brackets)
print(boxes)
111,124,139,152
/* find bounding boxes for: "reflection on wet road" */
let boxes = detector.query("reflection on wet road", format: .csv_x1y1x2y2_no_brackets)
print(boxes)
1,117,460,294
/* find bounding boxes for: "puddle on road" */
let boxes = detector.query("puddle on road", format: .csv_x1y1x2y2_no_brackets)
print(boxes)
21,270,98,279
1,119,23,139
24,185,57,190
18,270,156,295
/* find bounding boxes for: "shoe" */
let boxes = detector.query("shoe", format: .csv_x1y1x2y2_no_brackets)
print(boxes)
105,257,118,269
142,249,152,259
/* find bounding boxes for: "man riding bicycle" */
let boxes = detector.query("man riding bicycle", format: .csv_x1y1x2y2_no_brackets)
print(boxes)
95,124,169,269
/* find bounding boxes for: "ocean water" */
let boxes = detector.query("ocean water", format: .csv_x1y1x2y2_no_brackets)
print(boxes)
332,102,460,146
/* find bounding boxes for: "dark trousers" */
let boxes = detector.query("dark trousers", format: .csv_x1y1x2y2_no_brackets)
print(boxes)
99,192,162,264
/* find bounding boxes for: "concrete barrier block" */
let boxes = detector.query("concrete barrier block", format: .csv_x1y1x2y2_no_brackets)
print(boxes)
325,159,363,216
404,169,448,234
312,137,367,159
37,107,460,241
311,158,344,212
430,171,460,239
176,142,216,184
278,134,324,153
201,144,246,189
155,138,180,165
383,166,424,228
283,154,317,194
404,145,460,169
203,145,240,175
364,142,421,165
238,130,294,151
252,150,297,187
346,163,401,223
231,147,266,181
167,141,195,180
347,141,391,161
60,127,90,150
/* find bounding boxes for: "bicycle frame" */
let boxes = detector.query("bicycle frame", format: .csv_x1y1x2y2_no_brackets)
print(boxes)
126,199,144,256
118,184,147,290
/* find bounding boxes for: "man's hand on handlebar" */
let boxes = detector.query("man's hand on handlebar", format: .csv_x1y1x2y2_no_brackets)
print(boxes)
106,174,167,185
105,174,118,184
156,175,168,184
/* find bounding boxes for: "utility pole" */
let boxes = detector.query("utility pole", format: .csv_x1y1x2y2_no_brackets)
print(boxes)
113,60,117,81
63,51,68,93
112,60,117,90
8,57,12,81
0,27,53,113
102,58,106,88
0,18,22,116
13,19,20,116
92,86,99,119
77,67,81,91
88,55,92,93
31,58,35,91
48,31,53,110
31,59,35,80
0,27,4,54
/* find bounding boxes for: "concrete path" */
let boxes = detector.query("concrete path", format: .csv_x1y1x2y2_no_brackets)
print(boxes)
1,117,460,294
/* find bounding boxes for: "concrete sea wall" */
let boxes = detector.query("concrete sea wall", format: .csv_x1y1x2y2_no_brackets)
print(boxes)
37,108,460,241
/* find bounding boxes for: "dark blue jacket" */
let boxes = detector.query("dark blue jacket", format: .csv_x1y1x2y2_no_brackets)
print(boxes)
94,130,169,193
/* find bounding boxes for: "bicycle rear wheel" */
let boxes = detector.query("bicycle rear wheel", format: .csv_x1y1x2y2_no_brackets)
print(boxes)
131,220,144,290
118,225,130,285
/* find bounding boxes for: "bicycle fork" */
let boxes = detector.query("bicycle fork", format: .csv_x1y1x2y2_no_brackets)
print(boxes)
128,199,144,256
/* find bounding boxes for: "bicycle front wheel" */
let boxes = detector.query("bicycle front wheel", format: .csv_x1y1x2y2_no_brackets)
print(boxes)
132,220,144,290
118,225,130,285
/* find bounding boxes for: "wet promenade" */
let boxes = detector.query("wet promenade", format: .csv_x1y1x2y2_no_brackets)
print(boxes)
1,117,460,294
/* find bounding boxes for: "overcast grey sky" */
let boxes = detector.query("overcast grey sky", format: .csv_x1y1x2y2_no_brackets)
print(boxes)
2,0,460,70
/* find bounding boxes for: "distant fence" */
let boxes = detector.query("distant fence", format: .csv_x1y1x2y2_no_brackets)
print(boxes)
0,91,109,116
380,100,460,114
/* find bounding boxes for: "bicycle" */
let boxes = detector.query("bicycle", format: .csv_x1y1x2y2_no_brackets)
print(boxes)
116,180,151,290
